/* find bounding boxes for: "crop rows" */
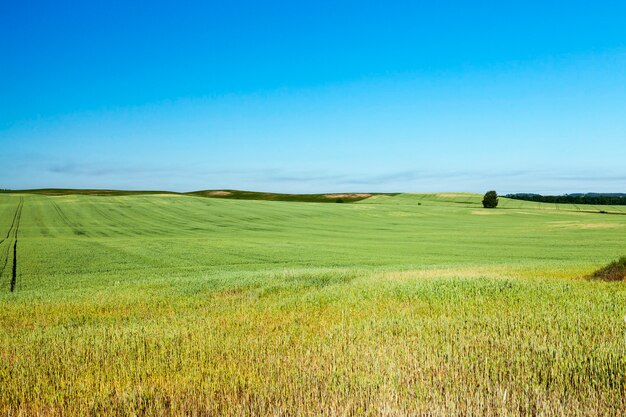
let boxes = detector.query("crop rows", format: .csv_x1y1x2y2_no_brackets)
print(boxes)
0,193,624,415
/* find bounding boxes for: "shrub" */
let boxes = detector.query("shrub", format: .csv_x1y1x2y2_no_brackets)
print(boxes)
482,191,498,208
336,198,344,203
591,256,626,281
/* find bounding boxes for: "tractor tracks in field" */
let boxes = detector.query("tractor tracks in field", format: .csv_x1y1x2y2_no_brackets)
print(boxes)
0,197,23,245
1,198,23,292
10,240,17,292
51,200,85,236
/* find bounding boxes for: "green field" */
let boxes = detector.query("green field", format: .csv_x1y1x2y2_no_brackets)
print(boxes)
0,192,625,416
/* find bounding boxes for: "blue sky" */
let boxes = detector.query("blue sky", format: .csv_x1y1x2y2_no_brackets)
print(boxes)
1,1,625,193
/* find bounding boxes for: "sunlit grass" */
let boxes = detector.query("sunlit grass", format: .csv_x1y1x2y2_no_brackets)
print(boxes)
0,193,624,415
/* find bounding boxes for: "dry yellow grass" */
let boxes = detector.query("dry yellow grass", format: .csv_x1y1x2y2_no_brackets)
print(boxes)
547,221,624,229
471,210,506,215
1,268,624,416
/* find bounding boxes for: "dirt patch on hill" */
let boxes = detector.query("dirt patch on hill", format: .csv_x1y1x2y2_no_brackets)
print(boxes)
323,193,372,199
206,191,233,197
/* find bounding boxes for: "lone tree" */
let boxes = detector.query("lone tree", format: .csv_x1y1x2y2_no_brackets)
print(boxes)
482,190,498,208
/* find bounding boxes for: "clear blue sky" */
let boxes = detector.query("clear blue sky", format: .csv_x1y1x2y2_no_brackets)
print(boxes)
1,1,625,193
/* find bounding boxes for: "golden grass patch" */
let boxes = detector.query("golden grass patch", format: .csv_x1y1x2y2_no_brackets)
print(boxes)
436,192,478,198
471,210,506,215
388,211,414,217
547,221,624,229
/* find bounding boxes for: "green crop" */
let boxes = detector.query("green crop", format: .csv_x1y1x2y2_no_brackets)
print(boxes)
0,193,624,416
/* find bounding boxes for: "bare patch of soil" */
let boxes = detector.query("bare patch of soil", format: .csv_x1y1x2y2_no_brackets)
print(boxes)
206,191,233,196
323,193,372,199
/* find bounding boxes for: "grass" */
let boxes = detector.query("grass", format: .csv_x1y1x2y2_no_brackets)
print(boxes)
0,192,625,415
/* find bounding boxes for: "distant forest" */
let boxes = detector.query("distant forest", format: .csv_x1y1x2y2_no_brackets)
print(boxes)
506,193,626,206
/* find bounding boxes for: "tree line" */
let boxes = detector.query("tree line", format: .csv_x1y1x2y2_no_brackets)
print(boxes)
505,193,626,206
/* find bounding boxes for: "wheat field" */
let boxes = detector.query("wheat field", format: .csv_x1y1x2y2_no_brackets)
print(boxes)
0,192,624,416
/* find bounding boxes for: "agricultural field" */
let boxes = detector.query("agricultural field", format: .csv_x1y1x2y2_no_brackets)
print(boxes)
0,192,625,416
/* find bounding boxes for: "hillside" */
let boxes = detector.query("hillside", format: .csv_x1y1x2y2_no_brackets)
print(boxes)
4,189,626,213
359,192,626,214
1,188,396,203
186,189,396,203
